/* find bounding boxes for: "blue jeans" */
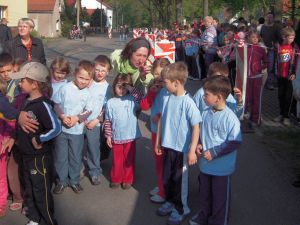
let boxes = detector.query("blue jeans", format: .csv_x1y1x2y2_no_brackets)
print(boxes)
85,126,102,177
54,132,84,186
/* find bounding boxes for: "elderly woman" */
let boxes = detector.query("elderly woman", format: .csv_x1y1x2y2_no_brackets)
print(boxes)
110,37,153,92
4,18,46,64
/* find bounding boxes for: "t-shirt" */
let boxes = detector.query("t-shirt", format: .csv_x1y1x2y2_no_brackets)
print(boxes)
278,44,294,78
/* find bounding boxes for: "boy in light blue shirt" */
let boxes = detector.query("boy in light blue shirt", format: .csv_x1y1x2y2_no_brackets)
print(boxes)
84,55,112,185
189,75,242,225
155,62,201,225
52,60,94,194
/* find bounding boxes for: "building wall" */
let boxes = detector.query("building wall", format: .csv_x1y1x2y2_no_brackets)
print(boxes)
0,0,27,27
28,1,61,37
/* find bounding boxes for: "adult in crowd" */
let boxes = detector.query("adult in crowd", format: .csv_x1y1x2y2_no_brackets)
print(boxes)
200,16,218,79
4,18,46,65
260,12,281,90
110,37,153,93
0,18,12,53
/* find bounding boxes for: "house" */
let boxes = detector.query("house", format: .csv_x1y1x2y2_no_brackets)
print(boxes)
81,0,113,28
0,0,27,27
28,0,62,37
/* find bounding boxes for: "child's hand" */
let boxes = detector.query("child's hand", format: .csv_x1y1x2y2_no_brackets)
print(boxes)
86,119,98,130
233,87,243,105
106,137,112,148
1,137,14,154
196,144,203,157
188,150,197,165
62,116,71,127
19,111,39,133
68,116,79,127
155,144,163,156
32,137,42,150
151,115,160,124
149,82,163,93
289,74,296,81
204,151,212,161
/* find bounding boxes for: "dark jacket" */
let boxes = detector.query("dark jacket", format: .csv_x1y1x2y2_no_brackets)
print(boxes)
0,24,12,44
4,35,46,65
17,96,61,156
0,92,18,120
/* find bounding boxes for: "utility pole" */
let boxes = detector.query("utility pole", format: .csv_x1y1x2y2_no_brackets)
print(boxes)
100,0,103,33
76,0,80,27
203,0,208,17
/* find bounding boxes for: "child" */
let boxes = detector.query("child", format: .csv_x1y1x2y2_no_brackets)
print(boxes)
193,62,244,117
155,62,201,225
52,60,94,194
185,29,201,80
0,78,16,217
140,58,170,203
85,55,112,185
245,31,268,126
273,27,298,126
189,75,242,225
104,73,143,190
11,62,61,225
0,52,24,212
50,57,71,99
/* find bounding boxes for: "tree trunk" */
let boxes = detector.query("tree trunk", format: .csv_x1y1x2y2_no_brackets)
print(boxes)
203,0,208,17
176,0,183,24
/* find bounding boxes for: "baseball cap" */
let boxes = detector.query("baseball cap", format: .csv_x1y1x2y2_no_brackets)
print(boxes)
10,62,49,82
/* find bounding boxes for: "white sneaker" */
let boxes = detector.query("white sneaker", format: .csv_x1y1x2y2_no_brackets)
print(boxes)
149,186,159,196
283,118,291,126
26,221,39,225
150,194,165,203
273,115,283,122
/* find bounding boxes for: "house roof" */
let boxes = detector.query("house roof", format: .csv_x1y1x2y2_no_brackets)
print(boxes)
86,9,96,16
66,0,76,7
95,0,113,9
28,0,56,12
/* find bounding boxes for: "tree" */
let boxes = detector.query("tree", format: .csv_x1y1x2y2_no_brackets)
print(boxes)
90,8,107,28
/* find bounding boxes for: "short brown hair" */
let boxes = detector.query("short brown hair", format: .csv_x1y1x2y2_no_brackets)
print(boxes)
151,58,171,74
112,73,133,96
203,75,231,99
161,62,188,84
0,53,14,68
50,57,71,75
94,55,112,71
207,62,229,77
76,60,94,78
120,37,151,62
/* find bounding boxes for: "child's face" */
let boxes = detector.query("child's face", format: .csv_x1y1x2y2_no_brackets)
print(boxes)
163,78,177,94
153,66,163,80
94,64,109,82
0,64,14,81
249,34,259,45
19,78,35,94
282,35,295,45
52,69,67,82
74,68,92,90
203,89,219,106
115,81,128,97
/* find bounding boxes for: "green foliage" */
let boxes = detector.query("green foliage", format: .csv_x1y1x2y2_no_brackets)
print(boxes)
30,30,40,38
61,19,73,37
90,8,107,28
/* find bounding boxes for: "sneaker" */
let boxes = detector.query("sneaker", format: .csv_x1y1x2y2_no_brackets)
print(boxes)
91,176,100,185
266,84,274,90
282,118,291,126
53,184,66,194
110,183,121,189
150,194,165,203
189,213,200,225
273,115,283,122
121,183,132,190
26,221,39,225
149,186,159,196
167,208,189,225
70,184,83,194
157,202,174,216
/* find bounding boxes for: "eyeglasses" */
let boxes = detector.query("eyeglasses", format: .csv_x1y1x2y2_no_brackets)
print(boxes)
95,69,108,73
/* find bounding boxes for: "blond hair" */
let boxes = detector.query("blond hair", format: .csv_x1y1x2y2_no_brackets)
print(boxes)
281,27,295,38
161,62,188,84
18,18,35,28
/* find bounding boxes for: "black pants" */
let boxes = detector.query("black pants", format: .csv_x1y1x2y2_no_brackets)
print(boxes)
186,54,201,79
163,148,189,215
278,77,293,118
23,153,57,225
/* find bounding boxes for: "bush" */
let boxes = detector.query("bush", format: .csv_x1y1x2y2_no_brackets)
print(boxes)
61,19,73,38
30,30,40,38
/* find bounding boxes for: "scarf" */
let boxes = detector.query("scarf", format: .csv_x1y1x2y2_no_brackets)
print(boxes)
118,59,138,75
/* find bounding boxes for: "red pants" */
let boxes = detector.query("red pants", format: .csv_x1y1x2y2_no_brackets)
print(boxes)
151,133,165,198
111,141,136,184
0,151,8,208
246,77,263,124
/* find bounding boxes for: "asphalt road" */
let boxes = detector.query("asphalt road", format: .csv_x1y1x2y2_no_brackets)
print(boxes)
1,35,300,225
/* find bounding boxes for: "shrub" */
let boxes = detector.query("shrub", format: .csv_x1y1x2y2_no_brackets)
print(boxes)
61,19,73,38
